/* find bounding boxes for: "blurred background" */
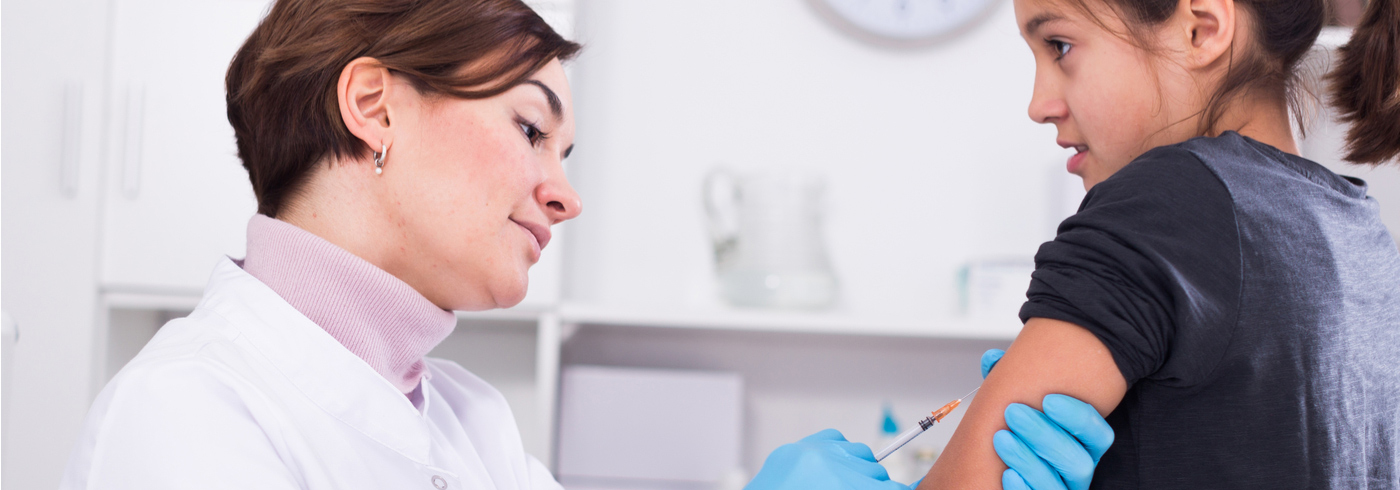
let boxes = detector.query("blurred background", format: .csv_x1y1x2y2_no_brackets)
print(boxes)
2,0,1392,488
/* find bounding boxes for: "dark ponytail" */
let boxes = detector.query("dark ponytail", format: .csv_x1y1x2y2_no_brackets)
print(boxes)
1325,0,1400,165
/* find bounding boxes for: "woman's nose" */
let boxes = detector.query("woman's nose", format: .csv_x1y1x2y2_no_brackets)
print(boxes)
1028,73,1068,124
537,171,582,224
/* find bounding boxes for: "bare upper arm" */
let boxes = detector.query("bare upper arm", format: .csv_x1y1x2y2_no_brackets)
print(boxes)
915,317,1128,489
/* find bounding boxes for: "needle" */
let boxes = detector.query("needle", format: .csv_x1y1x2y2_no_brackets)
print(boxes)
873,385,981,462
960,386,980,402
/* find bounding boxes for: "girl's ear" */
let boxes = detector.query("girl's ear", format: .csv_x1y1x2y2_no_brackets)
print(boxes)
1182,0,1237,69
337,57,396,157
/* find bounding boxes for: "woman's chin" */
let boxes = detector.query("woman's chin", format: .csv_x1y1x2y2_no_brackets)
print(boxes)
490,275,530,309
434,275,529,311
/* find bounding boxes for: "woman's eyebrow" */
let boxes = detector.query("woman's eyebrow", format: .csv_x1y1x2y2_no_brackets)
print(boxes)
523,80,563,120
1024,13,1064,36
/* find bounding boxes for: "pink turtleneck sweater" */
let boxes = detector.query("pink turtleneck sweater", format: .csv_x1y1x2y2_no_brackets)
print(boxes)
239,214,456,394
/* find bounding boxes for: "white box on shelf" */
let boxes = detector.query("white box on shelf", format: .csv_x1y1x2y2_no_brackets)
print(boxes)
956,259,1036,326
557,365,743,489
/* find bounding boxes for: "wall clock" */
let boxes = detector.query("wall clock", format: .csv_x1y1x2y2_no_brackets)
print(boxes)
810,0,1003,47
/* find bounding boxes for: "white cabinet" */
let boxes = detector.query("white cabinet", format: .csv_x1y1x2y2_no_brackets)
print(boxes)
2,0,111,486
100,0,266,293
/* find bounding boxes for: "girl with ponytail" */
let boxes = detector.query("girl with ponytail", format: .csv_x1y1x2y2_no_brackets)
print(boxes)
911,0,1400,488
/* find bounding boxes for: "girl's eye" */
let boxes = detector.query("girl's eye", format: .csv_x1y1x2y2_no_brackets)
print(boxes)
519,121,549,146
1048,39,1072,60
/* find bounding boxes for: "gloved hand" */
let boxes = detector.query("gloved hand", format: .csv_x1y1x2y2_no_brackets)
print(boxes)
747,350,1114,490
981,349,1114,490
745,428,911,490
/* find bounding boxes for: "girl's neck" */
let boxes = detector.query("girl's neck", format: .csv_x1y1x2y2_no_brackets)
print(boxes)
1210,93,1300,155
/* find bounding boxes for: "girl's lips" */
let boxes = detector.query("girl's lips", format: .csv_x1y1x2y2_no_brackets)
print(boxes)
1067,148,1088,174
1057,140,1089,174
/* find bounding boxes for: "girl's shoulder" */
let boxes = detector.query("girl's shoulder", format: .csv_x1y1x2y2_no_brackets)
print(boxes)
1097,131,1368,219
1087,140,1234,220
1173,132,1367,201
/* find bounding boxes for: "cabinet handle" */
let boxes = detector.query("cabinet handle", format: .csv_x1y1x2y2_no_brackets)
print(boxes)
60,83,84,198
121,85,145,199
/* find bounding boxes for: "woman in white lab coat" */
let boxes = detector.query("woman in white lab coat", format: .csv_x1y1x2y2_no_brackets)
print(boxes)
61,0,581,488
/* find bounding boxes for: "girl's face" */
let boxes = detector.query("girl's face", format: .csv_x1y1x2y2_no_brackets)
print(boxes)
378,59,580,310
1015,0,1203,189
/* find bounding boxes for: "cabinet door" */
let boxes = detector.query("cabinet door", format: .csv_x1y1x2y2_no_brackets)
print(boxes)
101,0,268,293
2,0,111,486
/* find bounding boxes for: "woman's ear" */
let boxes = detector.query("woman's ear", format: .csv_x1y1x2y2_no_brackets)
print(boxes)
1181,0,1237,69
337,57,395,156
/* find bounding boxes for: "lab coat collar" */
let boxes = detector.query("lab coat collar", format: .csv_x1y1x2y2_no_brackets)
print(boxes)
197,257,433,464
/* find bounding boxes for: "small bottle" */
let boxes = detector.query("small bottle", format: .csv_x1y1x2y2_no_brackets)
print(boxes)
878,403,915,483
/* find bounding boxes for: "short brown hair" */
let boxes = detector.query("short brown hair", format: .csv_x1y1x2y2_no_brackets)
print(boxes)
226,0,582,217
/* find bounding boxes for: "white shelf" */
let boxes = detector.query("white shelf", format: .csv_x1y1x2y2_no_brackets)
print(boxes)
102,288,203,311
101,289,1020,340
556,302,1020,340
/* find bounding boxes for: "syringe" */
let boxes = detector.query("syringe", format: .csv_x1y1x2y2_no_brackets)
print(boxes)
873,387,979,462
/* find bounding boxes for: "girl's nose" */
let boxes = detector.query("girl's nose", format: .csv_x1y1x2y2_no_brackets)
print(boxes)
1028,75,1068,124
536,169,582,225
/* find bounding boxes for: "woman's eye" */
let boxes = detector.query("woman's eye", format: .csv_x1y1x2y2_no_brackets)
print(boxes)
1048,39,1072,59
519,121,548,145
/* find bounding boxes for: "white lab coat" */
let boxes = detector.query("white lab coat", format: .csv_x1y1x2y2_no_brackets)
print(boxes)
61,258,562,490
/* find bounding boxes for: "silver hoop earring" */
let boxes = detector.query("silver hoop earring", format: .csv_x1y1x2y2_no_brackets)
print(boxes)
373,143,388,175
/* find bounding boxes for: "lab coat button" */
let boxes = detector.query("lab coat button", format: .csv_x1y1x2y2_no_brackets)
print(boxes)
431,475,448,489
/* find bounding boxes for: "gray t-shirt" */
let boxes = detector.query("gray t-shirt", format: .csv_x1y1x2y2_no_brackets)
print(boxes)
1020,132,1400,488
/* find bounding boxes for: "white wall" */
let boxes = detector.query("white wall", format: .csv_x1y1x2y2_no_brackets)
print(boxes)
564,0,1067,321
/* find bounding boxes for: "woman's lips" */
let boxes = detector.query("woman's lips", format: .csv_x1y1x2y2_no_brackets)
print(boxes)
511,219,551,261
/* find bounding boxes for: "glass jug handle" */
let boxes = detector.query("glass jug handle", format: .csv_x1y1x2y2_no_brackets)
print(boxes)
703,168,740,268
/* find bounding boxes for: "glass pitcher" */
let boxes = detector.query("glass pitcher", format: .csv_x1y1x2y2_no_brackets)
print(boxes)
704,168,839,309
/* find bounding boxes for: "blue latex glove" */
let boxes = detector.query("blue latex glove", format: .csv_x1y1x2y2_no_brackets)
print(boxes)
981,349,1115,490
746,429,911,490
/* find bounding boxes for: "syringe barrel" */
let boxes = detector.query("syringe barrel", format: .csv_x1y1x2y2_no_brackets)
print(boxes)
874,426,924,462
